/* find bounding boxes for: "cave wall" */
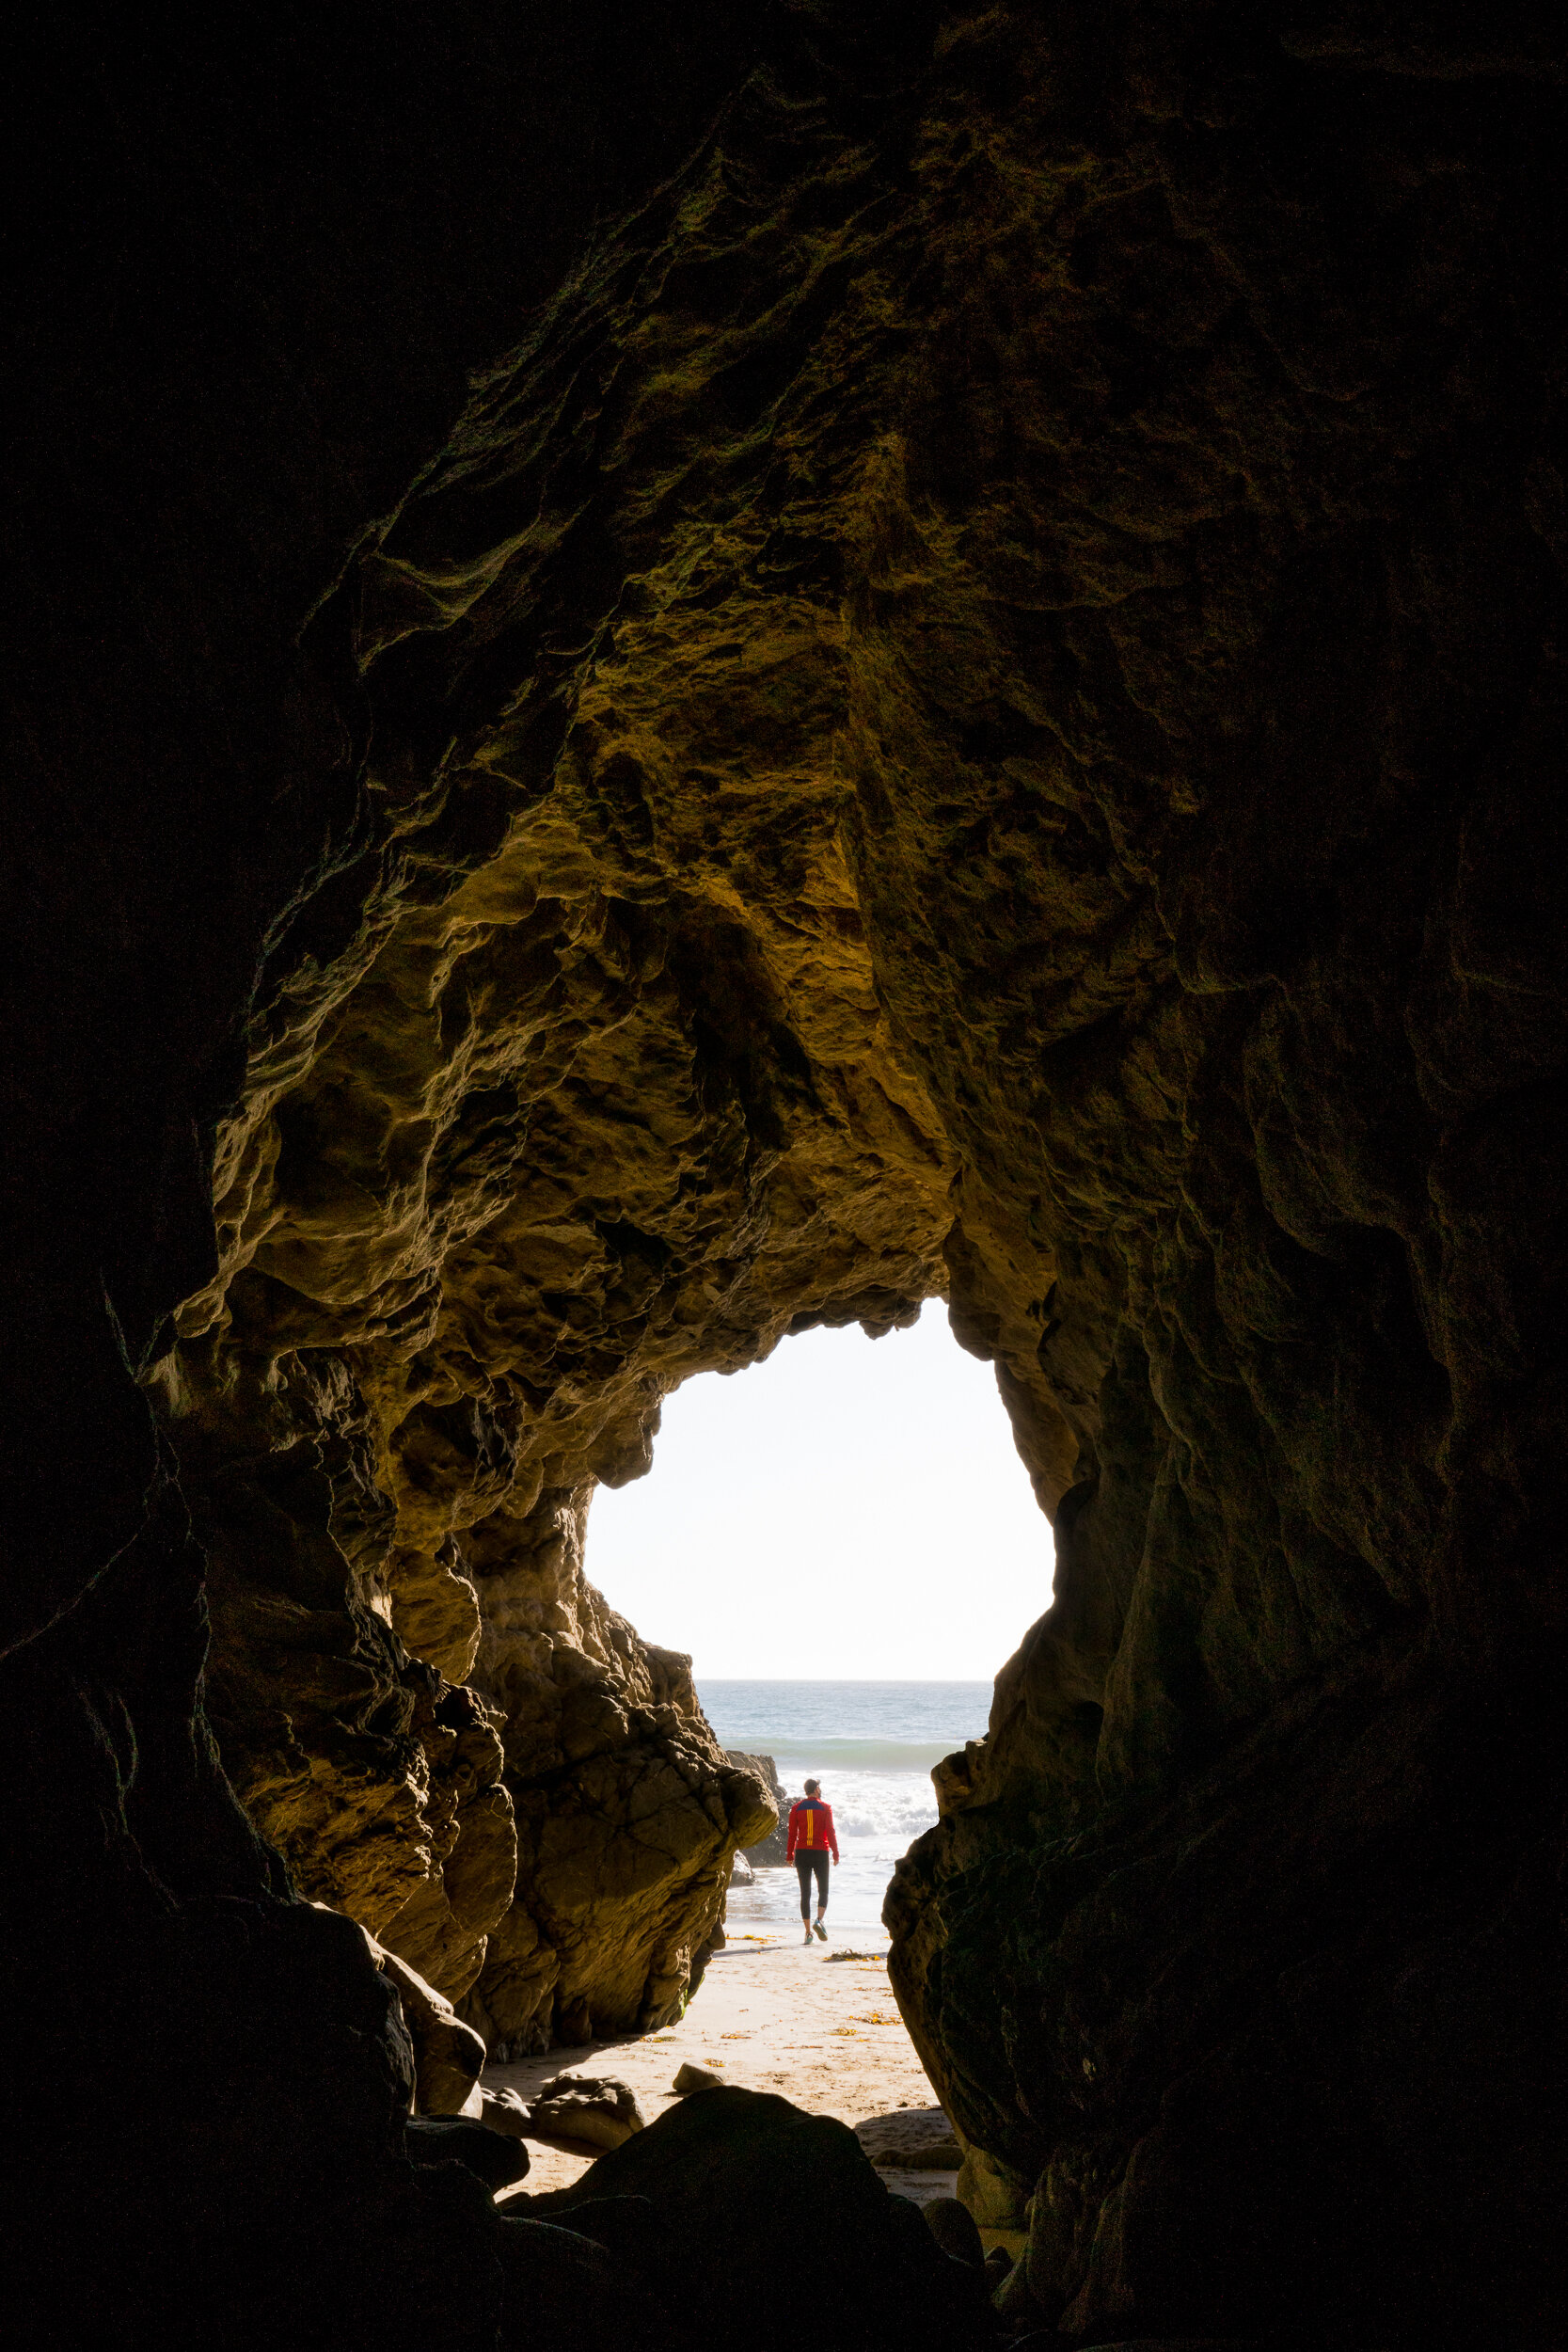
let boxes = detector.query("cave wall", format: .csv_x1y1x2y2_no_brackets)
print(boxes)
5,3,1564,2345
2,7,772,2343
150,522,953,2022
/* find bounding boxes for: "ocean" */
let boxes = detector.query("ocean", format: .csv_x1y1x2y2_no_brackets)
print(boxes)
697,1680,993,1945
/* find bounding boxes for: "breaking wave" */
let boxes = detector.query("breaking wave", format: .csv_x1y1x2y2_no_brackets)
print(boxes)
764,1736,959,1772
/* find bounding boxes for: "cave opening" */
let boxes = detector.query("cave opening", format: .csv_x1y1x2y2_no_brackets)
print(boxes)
583,1300,1055,1938
585,1302,1054,1677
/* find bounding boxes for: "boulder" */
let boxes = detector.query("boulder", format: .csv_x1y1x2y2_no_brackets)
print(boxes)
956,2142,1032,2234
672,2061,725,2095
923,2196,984,2268
479,2087,531,2139
529,2071,645,2151
496,2213,675,2352
372,1945,486,2117
332,1915,488,2117
725,1752,791,1866
511,2193,666,2291
458,1561,776,2055
730,1848,754,1886
527,2084,991,2351
404,2116,531,2192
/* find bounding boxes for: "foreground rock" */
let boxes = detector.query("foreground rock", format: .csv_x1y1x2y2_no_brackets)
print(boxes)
923,2197,984,2269
480,2087,531,2139
352,1919,486,2116
497,2215,676,2352
524,2085,990,2351
405,2116,531,2192
528,2071,645,2151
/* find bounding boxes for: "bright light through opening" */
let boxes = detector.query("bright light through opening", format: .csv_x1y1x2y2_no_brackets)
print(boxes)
584,1303,1055,1679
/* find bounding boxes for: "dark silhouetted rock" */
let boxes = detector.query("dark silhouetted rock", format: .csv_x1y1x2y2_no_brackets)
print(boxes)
984,2245,1014,2295
509,2193,669,2301
924,2194,984,2267
530,2085,990,2351
405,2116,531,2191
996,2252,1052,2329
480,2086,531,2139
496,2214,674,2352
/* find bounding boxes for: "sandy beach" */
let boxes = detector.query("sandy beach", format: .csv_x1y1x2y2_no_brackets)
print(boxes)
484,1932,959,2214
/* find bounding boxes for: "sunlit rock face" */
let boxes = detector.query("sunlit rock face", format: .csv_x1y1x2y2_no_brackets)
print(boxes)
461,1485,775,2049
152,458,950,2021
7,1,1563,2344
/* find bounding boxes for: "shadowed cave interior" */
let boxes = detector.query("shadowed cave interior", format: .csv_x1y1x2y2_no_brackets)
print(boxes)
5,4,1565,2347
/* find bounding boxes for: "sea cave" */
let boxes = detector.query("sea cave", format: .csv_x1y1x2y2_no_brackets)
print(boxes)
5,5,1564,2347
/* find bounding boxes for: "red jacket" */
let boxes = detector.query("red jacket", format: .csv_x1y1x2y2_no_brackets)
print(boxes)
786,1798,839,1862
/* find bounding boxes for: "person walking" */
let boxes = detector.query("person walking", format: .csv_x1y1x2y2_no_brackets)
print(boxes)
786,1777,839,1944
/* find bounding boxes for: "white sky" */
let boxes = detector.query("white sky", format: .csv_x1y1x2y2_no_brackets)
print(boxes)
583,1303,1056,1677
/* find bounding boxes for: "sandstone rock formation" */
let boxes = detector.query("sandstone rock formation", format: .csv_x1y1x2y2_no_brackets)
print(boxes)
727,1750,793,1863
356,1917,487,2115
6,3,1564,2347
157,1293,777,2042
460,1502,774,2049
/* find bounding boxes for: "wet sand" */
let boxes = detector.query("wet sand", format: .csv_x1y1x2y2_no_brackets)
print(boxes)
483,1932,959,2212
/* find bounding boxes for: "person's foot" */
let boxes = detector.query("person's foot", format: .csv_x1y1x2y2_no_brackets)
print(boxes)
802,1924,814,1945
814,1919,829,1941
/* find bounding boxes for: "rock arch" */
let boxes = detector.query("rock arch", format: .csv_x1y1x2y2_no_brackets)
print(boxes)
6,4,1562,2344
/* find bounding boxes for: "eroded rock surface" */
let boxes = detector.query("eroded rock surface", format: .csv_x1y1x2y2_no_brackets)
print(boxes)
462,1489,774,2047
150,4,1566,2330
727,1750,792,1864
361,1925,487,2116
7,4,1564,2347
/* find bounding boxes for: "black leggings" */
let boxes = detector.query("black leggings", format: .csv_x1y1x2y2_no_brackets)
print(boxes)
796,1850,830,1917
